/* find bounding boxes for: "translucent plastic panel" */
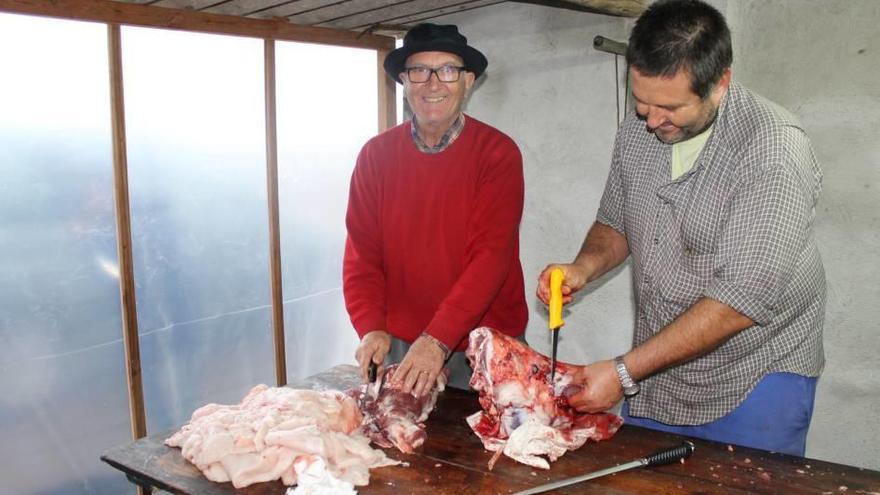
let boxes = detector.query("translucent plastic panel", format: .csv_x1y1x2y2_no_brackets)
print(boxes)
121,27,274,433
0,13,131,494
276,42,378,379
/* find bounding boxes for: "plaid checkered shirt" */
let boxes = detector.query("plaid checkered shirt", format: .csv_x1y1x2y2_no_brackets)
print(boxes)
411,113,465,153
598,82,826,424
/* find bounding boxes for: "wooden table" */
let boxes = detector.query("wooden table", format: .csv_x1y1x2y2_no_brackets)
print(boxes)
102,366,880,494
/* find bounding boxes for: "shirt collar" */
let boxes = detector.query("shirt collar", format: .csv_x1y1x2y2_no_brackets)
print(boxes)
411,113,466,154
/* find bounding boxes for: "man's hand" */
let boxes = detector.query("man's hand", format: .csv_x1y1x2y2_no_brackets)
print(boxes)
567,360,623,413
393,335,446,397
536,263,590,305
355,330,392,383
538,223,629,306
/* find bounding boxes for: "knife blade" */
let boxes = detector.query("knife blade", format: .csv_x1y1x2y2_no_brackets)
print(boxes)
368,361,385,400
511,441,695,495
548,268,565,383
367,361,377,383
359,362,380,410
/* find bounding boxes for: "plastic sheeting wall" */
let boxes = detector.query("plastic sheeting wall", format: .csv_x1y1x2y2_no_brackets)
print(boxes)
0,14,376,494
0,14,129,494
275,42,376,381
123,26,276,438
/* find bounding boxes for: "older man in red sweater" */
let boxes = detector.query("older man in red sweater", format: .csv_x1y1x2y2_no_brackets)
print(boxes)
344,23,528,396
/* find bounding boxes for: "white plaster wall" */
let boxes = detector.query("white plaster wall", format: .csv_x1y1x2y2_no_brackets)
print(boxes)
442,4,637,369
439,0,879,470
725,0,880,471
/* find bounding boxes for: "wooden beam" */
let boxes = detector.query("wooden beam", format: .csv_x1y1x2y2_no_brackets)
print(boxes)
0,0,395,50
107,20,148,450
249,0,347,20
329,0,504,30
377,47,397,132
511,0,647,18
263,39,288,387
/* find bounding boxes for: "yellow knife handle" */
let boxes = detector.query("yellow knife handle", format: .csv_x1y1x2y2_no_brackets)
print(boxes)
549,268,564,329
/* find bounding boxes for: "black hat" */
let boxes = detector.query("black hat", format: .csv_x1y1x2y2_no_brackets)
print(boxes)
383,23,488,84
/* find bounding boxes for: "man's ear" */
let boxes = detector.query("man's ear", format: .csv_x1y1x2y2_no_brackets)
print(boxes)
713,67,732,102
464,71,476,92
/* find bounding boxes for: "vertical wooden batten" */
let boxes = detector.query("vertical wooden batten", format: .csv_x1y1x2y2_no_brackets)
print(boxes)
264,38,287,387
377,47,397,132
107,22,148,494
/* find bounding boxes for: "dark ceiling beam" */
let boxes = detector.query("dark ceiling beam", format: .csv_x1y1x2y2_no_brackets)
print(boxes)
511,0,646,17
341,0,502,31
0,0,395,49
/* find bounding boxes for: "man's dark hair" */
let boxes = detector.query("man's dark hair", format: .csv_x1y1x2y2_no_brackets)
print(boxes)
626,0,732,99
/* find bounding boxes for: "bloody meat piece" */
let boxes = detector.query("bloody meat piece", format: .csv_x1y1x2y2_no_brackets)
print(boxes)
465,327,622,469
348,364,448,454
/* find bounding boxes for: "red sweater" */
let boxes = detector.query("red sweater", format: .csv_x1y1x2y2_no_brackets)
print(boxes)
343,116,528,352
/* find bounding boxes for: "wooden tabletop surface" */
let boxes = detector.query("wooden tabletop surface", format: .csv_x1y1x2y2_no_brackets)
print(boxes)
102,366,880,494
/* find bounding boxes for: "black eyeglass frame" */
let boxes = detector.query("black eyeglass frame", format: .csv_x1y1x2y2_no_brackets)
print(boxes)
403,65,468,83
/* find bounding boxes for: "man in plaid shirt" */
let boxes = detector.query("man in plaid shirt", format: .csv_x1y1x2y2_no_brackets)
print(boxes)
537,0,824,456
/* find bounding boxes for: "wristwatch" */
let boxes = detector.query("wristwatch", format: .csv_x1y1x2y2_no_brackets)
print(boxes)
614,355,640,397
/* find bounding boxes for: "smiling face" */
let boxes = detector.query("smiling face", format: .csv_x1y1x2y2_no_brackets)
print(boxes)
401,51,475,140
630,67,730,144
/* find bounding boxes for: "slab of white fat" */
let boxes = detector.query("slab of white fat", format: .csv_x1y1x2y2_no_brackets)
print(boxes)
286,457,358,495
502,420,569,470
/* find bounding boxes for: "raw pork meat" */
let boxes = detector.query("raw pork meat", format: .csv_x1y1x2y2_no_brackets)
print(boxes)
348,364,448,454
165,384,399,488
465,327,622,469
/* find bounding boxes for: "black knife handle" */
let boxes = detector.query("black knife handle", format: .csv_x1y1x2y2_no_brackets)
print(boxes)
643,441,695,467
367,362,377,383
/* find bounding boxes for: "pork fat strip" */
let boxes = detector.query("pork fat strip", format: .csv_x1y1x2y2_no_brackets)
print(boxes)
165,385,399,488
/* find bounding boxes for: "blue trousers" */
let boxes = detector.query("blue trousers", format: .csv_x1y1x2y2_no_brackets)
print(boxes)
622,372,818,456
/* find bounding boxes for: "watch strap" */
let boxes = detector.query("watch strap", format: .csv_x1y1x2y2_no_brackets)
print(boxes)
614,355,640,397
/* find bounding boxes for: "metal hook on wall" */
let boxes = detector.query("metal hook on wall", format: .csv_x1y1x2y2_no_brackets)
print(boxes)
593,35,630,125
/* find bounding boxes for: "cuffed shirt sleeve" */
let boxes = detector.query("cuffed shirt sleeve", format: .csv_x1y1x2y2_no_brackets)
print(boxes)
705,129,821,326
596,126,627,234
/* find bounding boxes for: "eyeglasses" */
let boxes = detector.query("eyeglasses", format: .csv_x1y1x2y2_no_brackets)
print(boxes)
404,65,467,83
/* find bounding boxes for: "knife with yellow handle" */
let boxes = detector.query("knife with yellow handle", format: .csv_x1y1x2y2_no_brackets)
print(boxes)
549,267,564,383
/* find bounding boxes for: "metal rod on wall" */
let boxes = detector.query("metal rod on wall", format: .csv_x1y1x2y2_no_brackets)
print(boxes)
592,35,630,125
593,35,627,56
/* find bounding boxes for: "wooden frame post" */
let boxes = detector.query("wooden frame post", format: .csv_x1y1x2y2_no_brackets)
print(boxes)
264,38,287,387
377,47,397,132
108,22,149,495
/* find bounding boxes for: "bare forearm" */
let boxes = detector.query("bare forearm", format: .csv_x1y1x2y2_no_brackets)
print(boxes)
625,297,754,380
573,222,629,283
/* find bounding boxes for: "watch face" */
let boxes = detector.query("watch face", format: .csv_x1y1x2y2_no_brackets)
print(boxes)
623,383,640,397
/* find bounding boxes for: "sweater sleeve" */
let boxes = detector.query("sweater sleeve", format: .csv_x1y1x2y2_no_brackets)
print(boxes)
343,143,387,338
424,137,525,350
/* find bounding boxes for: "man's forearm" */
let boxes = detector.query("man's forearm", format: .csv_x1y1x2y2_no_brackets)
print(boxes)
625,297,754,381
573,221,630,283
